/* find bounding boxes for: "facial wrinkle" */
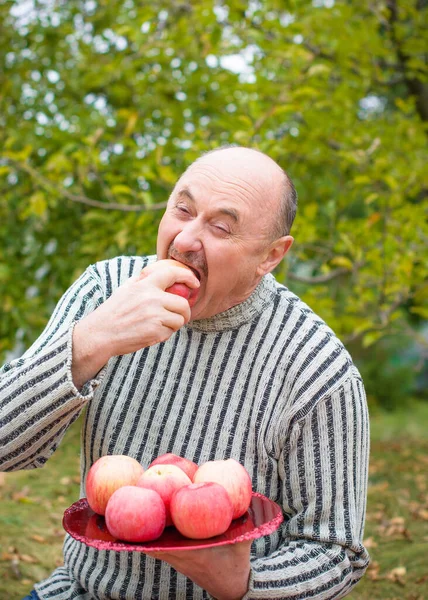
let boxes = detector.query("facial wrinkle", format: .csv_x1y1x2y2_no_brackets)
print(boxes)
187,162,267,203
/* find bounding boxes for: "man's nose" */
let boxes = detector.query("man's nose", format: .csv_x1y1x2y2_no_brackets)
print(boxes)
173,222,203,253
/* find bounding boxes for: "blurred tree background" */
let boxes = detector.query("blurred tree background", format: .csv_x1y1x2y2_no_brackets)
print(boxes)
1,0,427,409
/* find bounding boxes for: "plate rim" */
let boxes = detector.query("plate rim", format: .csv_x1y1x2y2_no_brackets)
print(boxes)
63,491,284,552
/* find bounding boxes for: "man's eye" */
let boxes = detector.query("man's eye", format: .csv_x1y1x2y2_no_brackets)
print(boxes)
214,223,229,234
176,205,190,215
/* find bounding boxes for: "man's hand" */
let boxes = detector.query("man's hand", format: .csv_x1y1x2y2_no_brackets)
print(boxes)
146,541,252,600
71,261,199,389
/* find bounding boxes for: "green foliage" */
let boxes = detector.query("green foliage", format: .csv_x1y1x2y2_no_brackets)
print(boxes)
1,0,427,386
355,334,427,411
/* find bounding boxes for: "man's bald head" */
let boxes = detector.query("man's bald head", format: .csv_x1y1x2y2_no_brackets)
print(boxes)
193,146,297,239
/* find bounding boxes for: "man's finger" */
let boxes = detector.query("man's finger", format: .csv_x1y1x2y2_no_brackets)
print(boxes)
162,294,192,323
160,309,188,331
138,262,200,290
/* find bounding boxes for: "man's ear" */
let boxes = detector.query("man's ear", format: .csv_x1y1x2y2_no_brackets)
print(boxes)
256,236,294,277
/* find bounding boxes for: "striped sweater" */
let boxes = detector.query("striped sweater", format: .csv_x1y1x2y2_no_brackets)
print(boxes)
0,255,370,599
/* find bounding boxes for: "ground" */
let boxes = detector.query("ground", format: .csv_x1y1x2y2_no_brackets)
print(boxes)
1,403,427,599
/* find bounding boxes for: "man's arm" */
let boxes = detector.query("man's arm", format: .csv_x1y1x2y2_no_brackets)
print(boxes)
149,374,370,599
0,266,106,472
0,259,198,471
245,373,370,598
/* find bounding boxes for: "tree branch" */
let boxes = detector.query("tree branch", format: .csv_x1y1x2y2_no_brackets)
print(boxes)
5,159,168,212
343,292,407,344
343,325,388,345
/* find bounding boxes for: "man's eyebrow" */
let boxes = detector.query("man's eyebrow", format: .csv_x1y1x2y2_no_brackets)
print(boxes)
177,188,195,202
217,207,239,222
176,187,239,222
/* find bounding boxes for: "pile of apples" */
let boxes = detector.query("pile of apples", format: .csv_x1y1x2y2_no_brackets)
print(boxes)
85,452,253,543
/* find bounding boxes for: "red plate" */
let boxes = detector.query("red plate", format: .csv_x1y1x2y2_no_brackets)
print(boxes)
63,492,283,552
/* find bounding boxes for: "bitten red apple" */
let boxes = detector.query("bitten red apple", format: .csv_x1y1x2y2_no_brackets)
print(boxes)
193,458,252,520
136,464,191,526
86,455,144,515
149,452,198,481
139,259,199,307
170,482,233,539
105,486,166,542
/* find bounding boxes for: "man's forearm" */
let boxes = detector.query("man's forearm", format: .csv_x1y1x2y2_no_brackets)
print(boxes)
0,331,90,471
147,541,252,600
71,317,112,390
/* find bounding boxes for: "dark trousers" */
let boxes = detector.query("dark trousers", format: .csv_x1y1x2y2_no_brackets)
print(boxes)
22,591,41,600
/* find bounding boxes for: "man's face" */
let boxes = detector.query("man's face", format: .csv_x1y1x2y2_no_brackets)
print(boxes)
156,155,279,320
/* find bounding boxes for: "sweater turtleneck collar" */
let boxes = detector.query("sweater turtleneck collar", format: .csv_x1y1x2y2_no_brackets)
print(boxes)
187,273,277,333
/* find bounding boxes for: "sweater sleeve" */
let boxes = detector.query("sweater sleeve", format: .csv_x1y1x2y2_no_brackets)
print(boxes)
0,266,106,472
244,374,370,599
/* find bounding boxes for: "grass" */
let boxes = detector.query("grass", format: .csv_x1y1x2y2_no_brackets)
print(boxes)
347,401,428,600
1,404,428,599
0,422,82,599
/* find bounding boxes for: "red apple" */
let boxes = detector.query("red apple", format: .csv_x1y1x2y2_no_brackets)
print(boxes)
193,458,252,520
136,464,191,526
86,455,144,515
105,486,166,542
170,482,233,539
149,452,198,481
164,282,191,301
139,259,199,307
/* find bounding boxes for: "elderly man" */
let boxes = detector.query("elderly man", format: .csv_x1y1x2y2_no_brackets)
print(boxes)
1,146,369,600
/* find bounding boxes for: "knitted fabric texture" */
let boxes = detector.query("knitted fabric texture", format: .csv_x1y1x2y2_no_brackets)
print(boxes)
0,255,370,599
